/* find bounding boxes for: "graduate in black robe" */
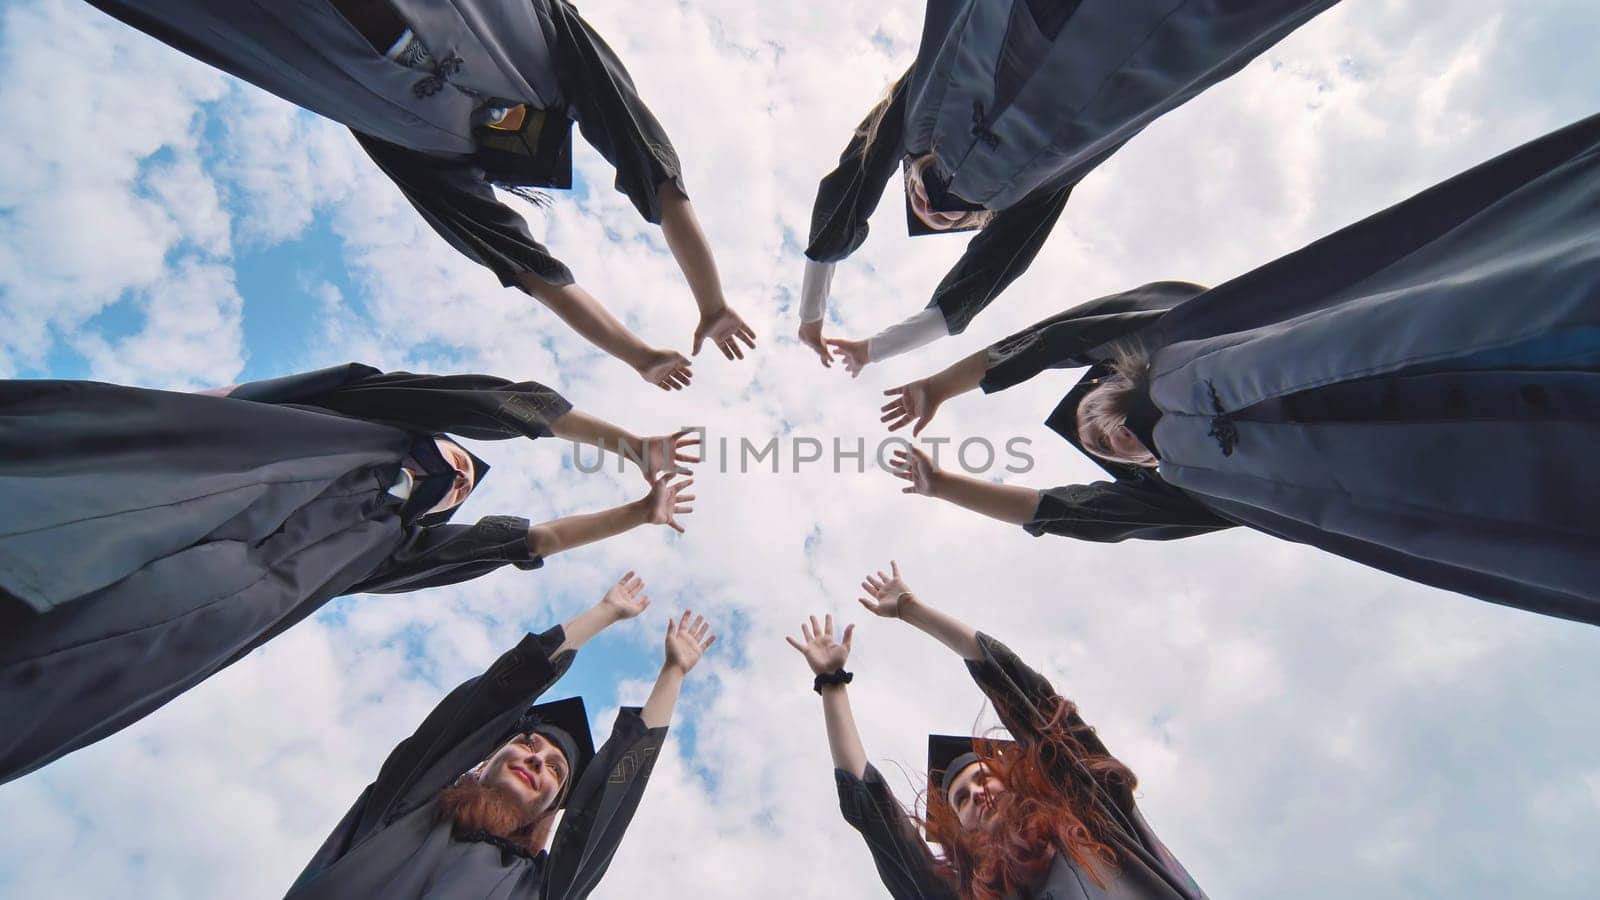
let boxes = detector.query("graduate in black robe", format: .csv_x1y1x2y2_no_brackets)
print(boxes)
83,0,756,387
0,362,700,785
798,0,1337,376
878,112,1600,626
786,562,1205,899
287,576,717,899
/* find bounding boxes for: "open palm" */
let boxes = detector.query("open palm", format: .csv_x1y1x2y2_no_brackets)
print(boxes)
785,613,854,675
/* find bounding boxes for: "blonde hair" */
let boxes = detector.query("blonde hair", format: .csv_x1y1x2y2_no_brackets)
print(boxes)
907,154,996,231
1075,350,1157,468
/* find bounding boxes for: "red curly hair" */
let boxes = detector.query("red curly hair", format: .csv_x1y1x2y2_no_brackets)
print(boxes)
919,697,1137,900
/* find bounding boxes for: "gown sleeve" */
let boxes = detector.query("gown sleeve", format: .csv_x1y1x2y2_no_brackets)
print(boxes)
291,626,574,887
804,69,911,264
551,2,685,225
240,367,574,442
979,281,1209,393
354,131,574,288
542,708,671,900
929,179,1074,336
1025,479,1237,542
834,764,959,900
346,515,543,594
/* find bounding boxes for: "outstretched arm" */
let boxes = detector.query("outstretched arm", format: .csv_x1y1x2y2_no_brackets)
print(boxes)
889,446,1040,526
529,474,696,558
857,562,980,661
640,610,718,728
880,349,989,436
550,410,702,483
786,614,867,778
658,184,757,361
514,275,693,391
558,570,652,655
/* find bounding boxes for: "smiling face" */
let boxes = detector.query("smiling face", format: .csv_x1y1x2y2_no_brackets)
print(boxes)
479,732,570,819
428,438,478,515
947,761,1008,833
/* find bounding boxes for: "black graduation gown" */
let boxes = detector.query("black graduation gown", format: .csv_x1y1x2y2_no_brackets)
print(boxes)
902,0,1339,211
805,69,1074,336
0,363,570,785
287,626,669,900
86,0,684,289
836,633,1206,900
984,113,1600,625
805,0,1336,336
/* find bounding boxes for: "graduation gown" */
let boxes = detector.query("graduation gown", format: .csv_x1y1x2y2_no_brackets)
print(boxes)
805,0,1335,336
904,0,1338,211
87,0,684,288
836,633,1206,900
983,113,1600,625
0,363,570,785
288,626,669,900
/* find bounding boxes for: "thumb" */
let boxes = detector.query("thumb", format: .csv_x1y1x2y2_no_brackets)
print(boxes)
692,329,705,355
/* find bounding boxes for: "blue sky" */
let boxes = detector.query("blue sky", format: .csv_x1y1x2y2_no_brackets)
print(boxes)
3,2,1600,899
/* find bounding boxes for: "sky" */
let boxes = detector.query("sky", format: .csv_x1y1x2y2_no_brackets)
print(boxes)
1,0,1599,897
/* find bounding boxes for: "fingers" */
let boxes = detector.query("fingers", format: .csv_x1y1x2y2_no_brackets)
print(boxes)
736,326,757,348
800,620,813,643
842,624,854,647
858,596,877,614
824,613,834,637
809,614,821,637
702,633,718,650
785,635,804,652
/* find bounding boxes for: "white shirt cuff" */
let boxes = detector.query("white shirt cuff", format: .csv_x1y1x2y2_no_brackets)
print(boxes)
866,307,949,362
799,259,835,324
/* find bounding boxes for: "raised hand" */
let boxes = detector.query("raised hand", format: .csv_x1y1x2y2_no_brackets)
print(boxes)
639,428,702,481
599,570,650,621
785,613,854,675
664,610,717,675
798,319,834,368
694,305,758,361
888,445,939,496
881,378,943,436
858,561,917,619
824,337,870,377
644,472,696,534
639,348,694,391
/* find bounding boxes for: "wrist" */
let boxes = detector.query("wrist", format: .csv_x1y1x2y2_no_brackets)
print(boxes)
926,470,950,498
659,661,689,680
813,668,854,694
628,496,653,523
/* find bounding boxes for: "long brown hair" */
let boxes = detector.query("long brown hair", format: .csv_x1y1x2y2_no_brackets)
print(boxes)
920,697,1138,900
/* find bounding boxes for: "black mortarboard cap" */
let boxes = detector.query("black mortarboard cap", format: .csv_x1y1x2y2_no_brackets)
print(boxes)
504,696,596,809
928,734,1017,801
